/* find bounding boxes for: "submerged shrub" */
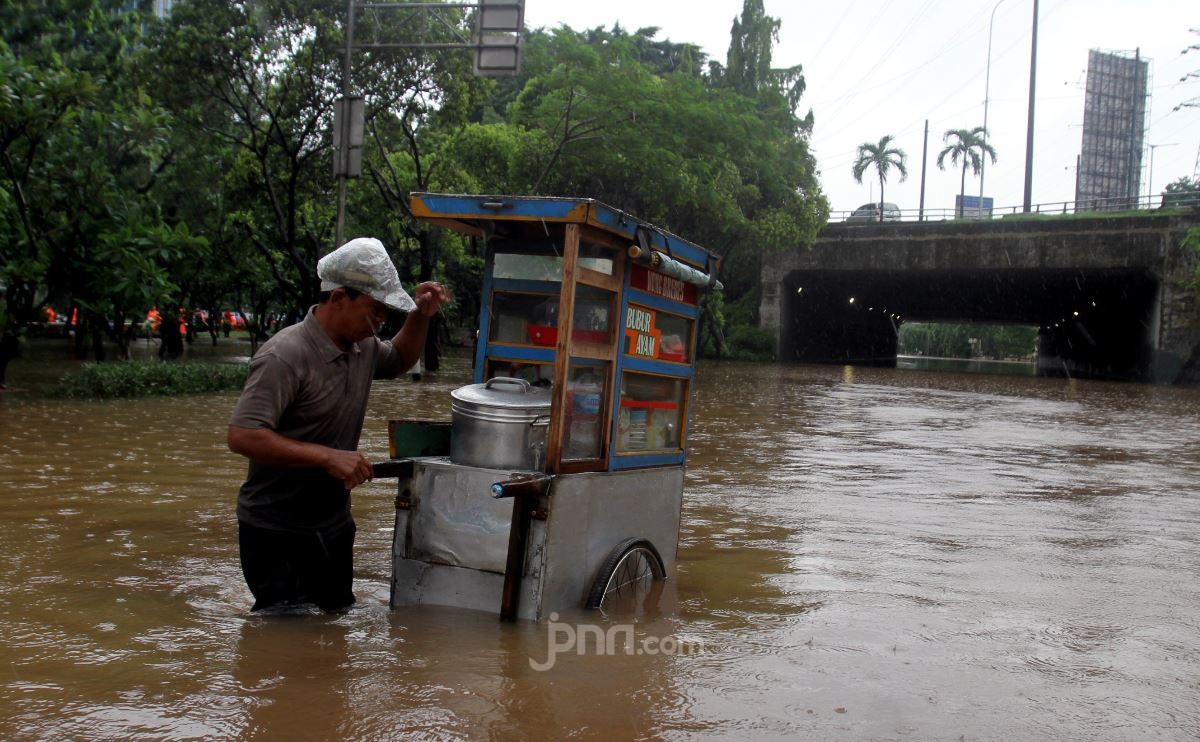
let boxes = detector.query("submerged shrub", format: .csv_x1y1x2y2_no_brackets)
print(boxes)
52,361,248,398
726,325,775,362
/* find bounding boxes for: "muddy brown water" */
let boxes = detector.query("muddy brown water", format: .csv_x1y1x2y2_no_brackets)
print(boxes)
2,347,1199,739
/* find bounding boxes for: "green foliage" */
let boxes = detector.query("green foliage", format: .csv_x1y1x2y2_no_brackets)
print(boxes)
3,0,829,369
1184,225,1200,293
937,127,997,206
51,360,249,398
1162,177,1200,209
150,0,347,314
507,23,825,301
898,323,1038,360
726,325,775,361
1,0,187,362
852,135,907,218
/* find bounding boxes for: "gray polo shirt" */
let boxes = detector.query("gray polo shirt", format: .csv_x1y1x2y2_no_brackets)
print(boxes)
230,307,407,533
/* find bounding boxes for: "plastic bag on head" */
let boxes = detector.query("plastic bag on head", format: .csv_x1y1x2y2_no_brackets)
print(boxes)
317,237,416,313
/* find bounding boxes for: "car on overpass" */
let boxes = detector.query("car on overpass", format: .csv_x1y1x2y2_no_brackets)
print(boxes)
846,202,901,223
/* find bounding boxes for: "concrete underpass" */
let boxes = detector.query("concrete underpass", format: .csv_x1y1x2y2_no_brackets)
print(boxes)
760,214,1199,383
784,267,1160,380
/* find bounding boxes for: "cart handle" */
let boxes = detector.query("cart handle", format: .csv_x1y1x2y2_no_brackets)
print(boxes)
371,459,415,479
492,474,554,499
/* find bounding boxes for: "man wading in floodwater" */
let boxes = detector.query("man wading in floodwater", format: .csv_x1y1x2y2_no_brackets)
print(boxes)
227,238,452,613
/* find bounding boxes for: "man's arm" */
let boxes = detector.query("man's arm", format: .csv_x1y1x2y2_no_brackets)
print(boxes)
227,425,374,490
388,281,453,368
390,311,430,371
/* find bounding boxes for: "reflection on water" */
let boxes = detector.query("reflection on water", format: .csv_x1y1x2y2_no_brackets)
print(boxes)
2,350,1199,739
896,354,1036,376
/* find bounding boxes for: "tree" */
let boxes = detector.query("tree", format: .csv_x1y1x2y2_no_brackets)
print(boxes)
152,0,490,367
1162,177,1200,209
499,23,825,357
852,136,908,222
507,27,825,287
937,126,997,214
720,0,808,114
1,0,186,364
151,0,348,318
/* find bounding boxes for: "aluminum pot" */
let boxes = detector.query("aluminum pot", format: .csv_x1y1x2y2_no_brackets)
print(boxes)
450,377,552,470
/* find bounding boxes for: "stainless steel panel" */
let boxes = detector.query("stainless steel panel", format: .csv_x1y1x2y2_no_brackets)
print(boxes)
391,559,504,614
535,467,684,620
390,558,542,620
391,459,683,621
408,461,517,573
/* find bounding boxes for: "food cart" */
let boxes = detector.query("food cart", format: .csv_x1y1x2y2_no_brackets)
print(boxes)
385,193,722,621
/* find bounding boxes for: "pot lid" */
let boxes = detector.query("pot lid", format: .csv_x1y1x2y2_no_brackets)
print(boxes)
451,377,552,409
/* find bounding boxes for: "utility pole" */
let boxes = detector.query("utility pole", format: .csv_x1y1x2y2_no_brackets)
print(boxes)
919,119,929,221
1022,0,1038,212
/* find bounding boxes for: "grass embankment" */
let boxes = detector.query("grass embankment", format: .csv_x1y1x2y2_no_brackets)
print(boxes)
52,361,248,399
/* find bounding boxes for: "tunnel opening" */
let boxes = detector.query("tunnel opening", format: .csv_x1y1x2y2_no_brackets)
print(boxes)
783,268,1160,381
896,322,1039,376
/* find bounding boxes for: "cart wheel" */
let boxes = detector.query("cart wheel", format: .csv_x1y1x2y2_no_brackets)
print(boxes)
585,538,666,612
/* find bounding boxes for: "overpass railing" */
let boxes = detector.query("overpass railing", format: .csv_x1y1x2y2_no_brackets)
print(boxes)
831,192,1200,224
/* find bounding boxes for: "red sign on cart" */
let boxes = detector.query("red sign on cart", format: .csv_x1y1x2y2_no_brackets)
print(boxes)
629,264,697,306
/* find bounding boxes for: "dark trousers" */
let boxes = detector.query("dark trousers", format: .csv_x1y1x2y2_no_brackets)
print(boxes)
238,520,356,613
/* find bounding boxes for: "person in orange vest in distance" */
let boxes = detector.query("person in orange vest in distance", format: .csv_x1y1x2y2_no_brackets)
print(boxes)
44,307,56,324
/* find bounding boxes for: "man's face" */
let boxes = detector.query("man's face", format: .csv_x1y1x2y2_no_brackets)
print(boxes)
347,291,388,340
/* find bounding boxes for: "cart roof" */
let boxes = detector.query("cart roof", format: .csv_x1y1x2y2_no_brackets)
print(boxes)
410,192,719,271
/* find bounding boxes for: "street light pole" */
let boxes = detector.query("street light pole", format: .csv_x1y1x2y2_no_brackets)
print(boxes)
1022,0,1038,213
980,0,1006,209
334,0,356,253
1147,143,1178,207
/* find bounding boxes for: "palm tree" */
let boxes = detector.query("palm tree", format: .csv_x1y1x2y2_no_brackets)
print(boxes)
937,127,998,214
852,136,908,222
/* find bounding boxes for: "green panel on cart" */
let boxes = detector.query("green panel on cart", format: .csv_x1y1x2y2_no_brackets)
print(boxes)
388,420,452,460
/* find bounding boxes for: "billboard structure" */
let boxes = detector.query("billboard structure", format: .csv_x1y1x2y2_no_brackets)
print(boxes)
1075,49,1149,212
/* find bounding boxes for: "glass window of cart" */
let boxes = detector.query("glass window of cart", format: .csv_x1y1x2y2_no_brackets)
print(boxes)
486,359,554,386
489,292,557,345
563,361,609,461
623,304,694,364
492,243,613,281
572,285,614,346
615,372,687,453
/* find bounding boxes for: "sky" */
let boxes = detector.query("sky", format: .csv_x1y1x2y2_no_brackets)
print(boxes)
523,0,1200,216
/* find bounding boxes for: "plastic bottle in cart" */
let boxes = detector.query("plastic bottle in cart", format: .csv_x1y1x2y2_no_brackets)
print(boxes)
571,370,602,416
567,371,602,457
650,409,677,450
626,408,648,450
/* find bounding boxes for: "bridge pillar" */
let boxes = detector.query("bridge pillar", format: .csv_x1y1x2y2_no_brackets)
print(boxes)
759,279,783,359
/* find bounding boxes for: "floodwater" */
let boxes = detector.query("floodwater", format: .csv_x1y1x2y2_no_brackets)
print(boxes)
2,345,1199,739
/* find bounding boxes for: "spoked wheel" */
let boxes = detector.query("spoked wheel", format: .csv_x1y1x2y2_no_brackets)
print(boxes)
586,538,666,614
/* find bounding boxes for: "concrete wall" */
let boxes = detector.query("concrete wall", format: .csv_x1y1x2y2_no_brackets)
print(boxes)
760,213,1200,383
